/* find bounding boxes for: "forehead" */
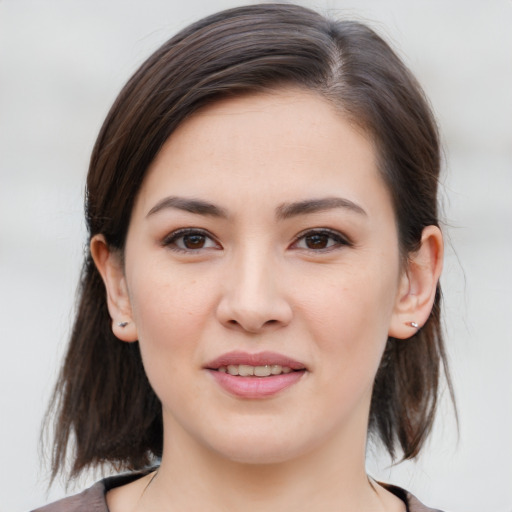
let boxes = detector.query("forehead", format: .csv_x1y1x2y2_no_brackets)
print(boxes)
159,89,371,168
135,88,391,219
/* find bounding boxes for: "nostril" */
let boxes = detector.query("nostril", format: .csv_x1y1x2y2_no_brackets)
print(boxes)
225,317,280,333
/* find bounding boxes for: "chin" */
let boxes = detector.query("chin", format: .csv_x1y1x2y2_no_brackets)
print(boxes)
213,441,305,466
200,420,321,466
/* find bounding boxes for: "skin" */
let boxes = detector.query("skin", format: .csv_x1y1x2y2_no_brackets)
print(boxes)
92,89,443,511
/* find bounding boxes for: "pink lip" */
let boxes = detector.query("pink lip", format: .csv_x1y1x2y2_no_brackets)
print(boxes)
205,351,306,370
205,351,307,399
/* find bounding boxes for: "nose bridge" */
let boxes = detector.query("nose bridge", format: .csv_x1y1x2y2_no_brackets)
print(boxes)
217,240,292,332
237,243,274,301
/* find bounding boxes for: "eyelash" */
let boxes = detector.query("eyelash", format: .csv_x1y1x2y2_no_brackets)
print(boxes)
292,228,352,252
162,228,220,253
161,228,352,254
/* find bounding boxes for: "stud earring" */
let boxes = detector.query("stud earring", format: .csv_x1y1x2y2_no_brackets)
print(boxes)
117,321,129,328
406,321,419,329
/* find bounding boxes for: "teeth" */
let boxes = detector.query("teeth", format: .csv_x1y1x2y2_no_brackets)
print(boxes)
254,365,272,377
238,364,254,377
219,364,295,376
227,365,238,376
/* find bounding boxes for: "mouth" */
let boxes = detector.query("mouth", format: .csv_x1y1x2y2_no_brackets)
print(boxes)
205,350,306,374
217,364,296,377
205,351,307,398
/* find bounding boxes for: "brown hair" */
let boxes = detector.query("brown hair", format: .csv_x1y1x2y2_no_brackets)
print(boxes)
46,3,455,480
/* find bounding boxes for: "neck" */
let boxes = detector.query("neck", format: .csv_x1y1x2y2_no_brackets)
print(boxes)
142,423,395,511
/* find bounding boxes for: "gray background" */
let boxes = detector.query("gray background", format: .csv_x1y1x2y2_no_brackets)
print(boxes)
1,1,511,511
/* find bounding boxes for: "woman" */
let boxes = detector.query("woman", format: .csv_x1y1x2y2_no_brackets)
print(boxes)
35,3,454,511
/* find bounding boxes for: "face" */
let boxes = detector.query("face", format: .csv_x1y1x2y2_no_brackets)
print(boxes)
119,89,405,464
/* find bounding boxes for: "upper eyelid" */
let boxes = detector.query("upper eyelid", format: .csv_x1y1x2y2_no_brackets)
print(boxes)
293,227,352,243
162,227,220,246
160,227,351,248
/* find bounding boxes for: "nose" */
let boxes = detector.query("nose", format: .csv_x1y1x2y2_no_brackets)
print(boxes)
215,248,293,334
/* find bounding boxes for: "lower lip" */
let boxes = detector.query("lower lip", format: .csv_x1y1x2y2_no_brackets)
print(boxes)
207,370,305,399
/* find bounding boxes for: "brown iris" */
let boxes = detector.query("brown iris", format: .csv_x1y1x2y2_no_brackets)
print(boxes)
304,233,330,249
182,234,207,249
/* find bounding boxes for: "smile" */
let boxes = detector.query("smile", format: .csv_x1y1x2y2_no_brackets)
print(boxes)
205,351,307,398
218,364,294,376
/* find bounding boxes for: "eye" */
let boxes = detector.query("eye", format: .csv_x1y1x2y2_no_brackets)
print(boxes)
292,229,351,251
162,229,221,252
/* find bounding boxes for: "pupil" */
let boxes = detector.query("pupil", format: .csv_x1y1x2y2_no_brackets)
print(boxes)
306,234,328,249
184,234,205,249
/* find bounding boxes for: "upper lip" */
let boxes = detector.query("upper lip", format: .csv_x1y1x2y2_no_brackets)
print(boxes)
205,351,307,370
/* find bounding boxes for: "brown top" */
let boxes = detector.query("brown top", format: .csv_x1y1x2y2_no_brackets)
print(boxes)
32,472,443,512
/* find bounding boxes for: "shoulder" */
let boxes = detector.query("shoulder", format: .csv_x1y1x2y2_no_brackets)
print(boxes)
382,483,445,512
30,480,106,512
31,474,445,512
30,471,152,512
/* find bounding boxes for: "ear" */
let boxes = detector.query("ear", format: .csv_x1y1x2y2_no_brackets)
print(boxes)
90,234,138,342
388,225,443,339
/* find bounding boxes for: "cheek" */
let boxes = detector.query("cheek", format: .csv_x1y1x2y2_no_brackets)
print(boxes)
297,258,398,370
129,259,213,335
127,279,211,423
126,264,217,387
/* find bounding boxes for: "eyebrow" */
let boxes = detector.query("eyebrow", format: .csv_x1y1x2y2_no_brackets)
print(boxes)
146,196,228,218
276,197,367,220
146,195,366,220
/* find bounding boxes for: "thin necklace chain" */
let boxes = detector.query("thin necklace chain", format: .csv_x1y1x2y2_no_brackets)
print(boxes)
132,471,403,512
131,470,158,512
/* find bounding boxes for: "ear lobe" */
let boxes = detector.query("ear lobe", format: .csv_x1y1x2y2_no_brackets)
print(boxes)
90,234,138,342
388,225,443,339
